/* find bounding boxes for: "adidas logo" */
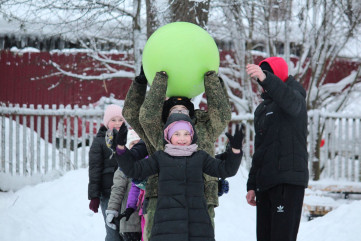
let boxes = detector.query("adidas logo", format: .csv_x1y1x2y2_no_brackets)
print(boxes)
277,205,284,213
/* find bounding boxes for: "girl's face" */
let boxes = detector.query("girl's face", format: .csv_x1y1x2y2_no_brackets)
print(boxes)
170,129,192,146
107,116,124,131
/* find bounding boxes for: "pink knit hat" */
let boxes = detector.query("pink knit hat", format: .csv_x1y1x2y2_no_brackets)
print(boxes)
164,120,194,142
103,104,123,128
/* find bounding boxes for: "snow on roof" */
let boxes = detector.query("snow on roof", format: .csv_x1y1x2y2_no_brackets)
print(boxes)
1,2,360,58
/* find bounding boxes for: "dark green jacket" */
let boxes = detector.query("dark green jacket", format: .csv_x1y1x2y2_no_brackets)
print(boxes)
138,71,231,207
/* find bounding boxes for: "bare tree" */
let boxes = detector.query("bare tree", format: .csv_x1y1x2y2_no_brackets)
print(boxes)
291,0,361,179
170,0,210,28
0,0,145,80
1,0,214,81
214,0,361,179
145,0,172,38
146,0,212,37
208,0,259,115
294,0,361,110
209,0,298,115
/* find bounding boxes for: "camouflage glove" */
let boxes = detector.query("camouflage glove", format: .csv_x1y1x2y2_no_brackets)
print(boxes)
225,124,245,150
218,76,224,84
218,179,229,197
119,207,135,221
157,71,168,78
135,65,147,85
205,70,216,77
205,70,223,84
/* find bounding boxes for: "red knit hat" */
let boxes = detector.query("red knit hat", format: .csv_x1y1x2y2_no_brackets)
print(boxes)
259,57,289,82
103,104,123,128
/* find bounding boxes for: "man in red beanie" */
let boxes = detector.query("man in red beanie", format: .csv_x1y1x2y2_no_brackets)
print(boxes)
245,57,309,241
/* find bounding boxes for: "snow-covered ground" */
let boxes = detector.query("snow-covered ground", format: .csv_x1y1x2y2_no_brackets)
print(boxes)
1,165,361,241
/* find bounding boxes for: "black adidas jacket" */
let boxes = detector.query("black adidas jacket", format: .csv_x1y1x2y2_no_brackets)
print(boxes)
247,72,309,192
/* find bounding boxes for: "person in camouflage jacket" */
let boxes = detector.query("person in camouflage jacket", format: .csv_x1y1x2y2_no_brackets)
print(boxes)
122,70,156,241
122,72,156,157
137,70,231,239
123,68,231,238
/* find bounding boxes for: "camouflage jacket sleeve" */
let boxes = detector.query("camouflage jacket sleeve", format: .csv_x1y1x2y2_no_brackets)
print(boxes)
204,174,219,207
123,81,148,141
144,174,159,199
123,80,157,159
138,73,168,199
203,71,232,139
202,72,232,208
139,72,168,151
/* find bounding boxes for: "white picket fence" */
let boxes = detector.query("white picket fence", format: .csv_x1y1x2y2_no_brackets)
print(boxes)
308,110,361,181
0,104,103,176
1,105,361,182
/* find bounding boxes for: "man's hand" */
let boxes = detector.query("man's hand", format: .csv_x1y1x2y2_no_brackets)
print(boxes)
246,64,266,82
246,190,257,206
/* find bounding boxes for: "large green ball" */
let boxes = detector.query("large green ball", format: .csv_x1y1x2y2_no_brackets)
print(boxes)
142,22,220,98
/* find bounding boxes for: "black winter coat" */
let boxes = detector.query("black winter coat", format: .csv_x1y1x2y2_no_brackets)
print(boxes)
117,114,242,241
247,73,309,192
88,126,147,199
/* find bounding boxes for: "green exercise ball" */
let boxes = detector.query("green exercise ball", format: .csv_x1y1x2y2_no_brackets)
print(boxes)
142,22,220,98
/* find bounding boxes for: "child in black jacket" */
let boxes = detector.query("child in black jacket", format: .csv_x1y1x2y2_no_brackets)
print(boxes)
88,104,125,241
115,113,243,241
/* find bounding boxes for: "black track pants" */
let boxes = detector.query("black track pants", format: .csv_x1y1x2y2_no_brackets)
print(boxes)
256,184,305,241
